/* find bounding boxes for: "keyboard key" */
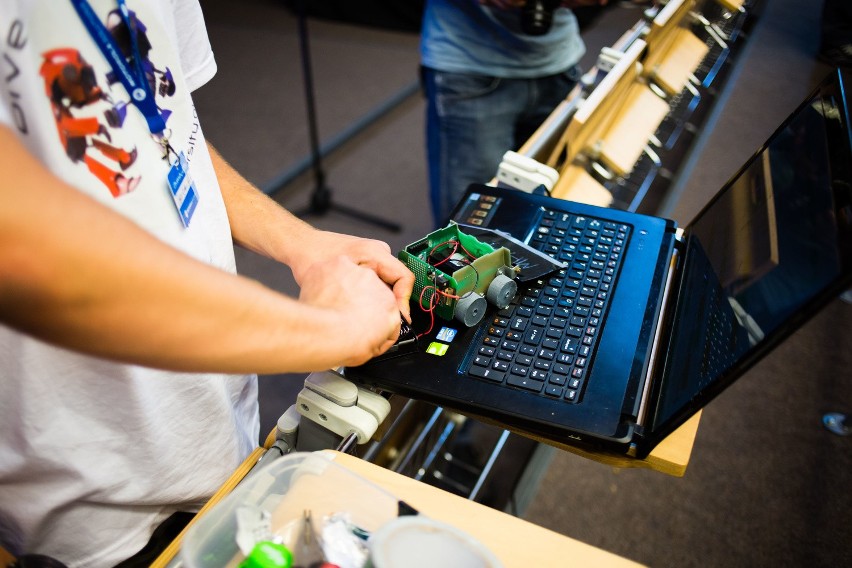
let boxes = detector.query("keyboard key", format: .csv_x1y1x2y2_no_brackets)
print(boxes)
546,327,563,339
515,354,533,366
510,365,529,377
529,369,549,382
469,365,504,383
556,353,574,365
553,363,571,375
524,327,543,345
549,374,566,386
473,355,490,367
536,349,555,360
545,385,563,397
507,375,544,393
536,305,553,317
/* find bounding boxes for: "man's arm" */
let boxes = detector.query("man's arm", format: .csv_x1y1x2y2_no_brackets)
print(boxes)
0,125,402,372
207,142,413,322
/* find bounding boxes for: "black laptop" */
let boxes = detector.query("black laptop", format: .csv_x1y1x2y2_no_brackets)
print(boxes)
345,69,852,458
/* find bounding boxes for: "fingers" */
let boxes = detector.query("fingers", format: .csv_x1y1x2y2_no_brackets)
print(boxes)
300,255,403,363
386,265,414,323
336,303,402,368
355,245,415,324
394,285,413,324
301,232,415,331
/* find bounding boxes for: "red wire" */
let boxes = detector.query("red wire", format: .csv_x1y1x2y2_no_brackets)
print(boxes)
416,285,439,338
457,240,478,260
418,309,435,339
427,238,477,269
428,240,459,268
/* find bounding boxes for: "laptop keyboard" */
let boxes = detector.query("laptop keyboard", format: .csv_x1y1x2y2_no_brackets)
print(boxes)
463,209,630,403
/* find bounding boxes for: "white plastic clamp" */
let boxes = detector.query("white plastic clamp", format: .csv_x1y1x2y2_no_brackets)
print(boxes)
495,151,559,193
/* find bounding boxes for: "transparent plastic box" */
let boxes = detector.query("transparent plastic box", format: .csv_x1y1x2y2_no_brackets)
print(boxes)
179,451,404,568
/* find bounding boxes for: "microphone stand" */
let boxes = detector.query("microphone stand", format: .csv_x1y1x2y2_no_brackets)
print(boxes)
291,0,401,232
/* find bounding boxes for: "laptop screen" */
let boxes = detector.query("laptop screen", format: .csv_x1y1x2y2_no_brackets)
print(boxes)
649,70,852,435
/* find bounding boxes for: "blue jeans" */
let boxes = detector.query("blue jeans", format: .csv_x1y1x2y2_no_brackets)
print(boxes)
422,65,582,226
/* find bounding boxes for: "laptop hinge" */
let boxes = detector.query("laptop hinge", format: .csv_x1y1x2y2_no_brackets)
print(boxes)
635,229,684,428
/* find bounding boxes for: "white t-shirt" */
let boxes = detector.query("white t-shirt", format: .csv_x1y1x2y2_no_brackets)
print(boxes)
0,1,259,566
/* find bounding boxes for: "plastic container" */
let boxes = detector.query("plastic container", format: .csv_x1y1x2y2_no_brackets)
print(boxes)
180,452,404,568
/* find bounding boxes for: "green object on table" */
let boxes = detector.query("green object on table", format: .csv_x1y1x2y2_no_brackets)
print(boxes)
239,541,294,568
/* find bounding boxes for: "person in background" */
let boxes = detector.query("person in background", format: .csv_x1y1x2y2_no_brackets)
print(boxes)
0,1,413,566
420,0,608,226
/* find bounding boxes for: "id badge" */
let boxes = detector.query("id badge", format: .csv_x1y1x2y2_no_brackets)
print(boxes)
166,151,199,227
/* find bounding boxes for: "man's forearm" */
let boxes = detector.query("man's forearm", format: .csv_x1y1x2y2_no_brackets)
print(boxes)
206,141,314,267
0,127,374,373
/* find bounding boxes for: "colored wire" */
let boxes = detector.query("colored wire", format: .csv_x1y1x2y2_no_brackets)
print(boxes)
427,238,477,268
416,285,439,338
412,237,483,338
428,240,459,268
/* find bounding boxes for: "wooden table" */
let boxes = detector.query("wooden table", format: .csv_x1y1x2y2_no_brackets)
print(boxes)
318,450,645,567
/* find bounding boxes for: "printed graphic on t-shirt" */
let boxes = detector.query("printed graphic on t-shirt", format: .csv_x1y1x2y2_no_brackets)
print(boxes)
38,8,176,198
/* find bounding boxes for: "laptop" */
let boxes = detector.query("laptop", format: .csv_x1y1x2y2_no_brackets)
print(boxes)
345,69,852,458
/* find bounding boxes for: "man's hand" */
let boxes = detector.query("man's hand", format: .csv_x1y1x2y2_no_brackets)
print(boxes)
207,142,415,325
297,255,404,366
286,229,415,324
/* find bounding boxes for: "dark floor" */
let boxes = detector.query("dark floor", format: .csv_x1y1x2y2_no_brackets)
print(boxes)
193,1,851,566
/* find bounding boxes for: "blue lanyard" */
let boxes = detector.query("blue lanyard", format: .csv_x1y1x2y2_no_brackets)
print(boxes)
69,0,166,135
